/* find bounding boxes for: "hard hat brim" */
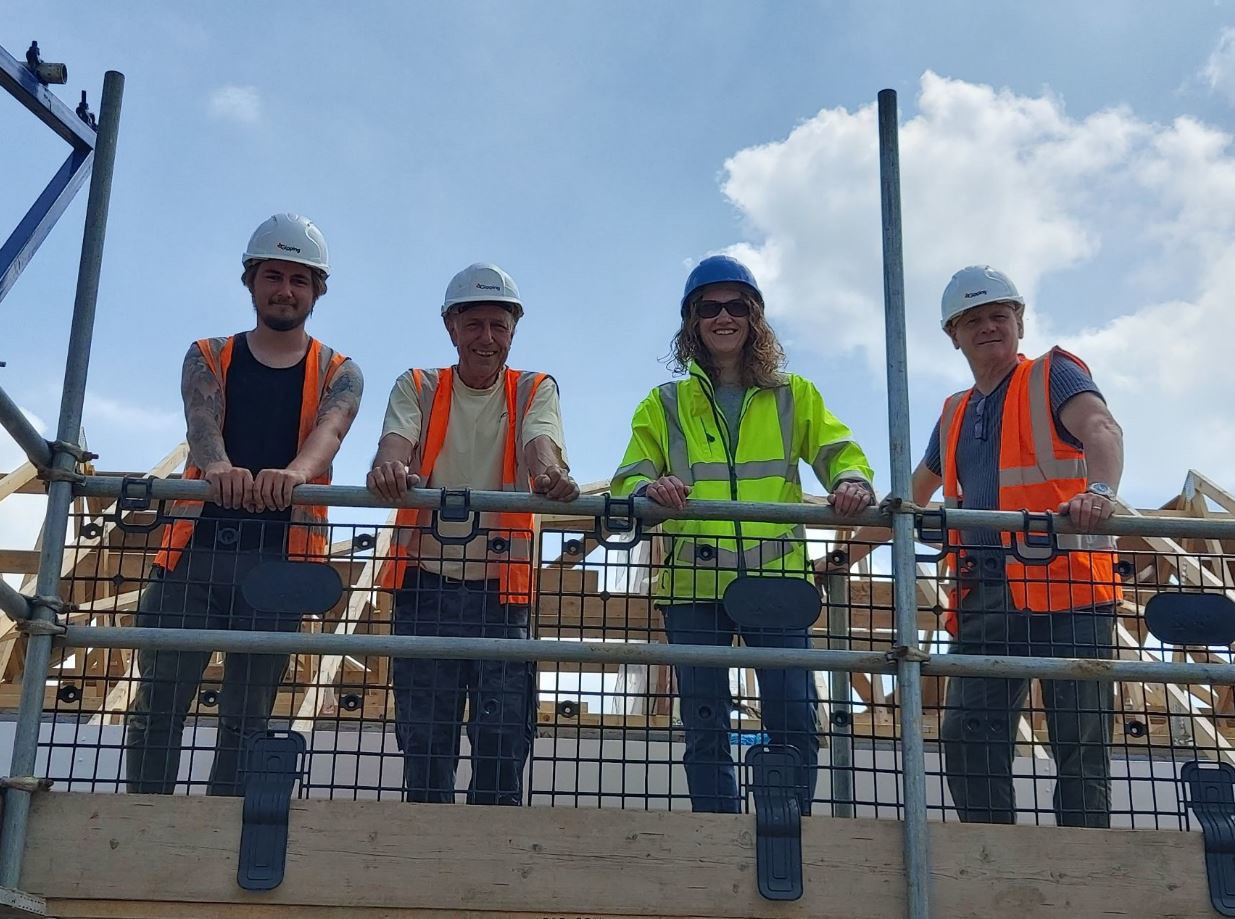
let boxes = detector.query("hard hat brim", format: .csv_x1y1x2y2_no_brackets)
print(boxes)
441,295,524,317
940,297,1024,330
243,254,330,278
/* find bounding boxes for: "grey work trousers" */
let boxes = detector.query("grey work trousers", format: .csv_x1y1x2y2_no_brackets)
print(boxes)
940,578,1114,827
124,540,301,796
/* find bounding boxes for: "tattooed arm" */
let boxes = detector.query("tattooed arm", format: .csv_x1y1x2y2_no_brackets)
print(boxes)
253,358,364,511
182,344,251,509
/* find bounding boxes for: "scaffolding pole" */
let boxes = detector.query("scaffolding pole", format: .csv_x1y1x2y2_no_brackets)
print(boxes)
71,476,1235,539
58,625,1235,684
0,68,123,889
826,573,854,817
878,87,930,919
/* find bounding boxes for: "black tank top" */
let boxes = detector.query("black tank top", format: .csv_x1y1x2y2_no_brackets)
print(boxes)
195,333,306,550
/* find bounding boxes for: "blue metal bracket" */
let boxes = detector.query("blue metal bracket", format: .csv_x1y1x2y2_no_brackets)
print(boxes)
0,41,97,306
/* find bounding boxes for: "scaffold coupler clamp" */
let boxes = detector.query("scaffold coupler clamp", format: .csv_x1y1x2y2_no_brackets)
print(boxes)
237,731,305,892
1182,761,1235,916
886,645,930,664
0,777,53,795
16,618,66,638
746,745,804,901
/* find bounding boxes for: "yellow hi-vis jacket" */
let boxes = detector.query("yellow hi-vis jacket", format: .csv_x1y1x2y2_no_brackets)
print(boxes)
611,361,875,602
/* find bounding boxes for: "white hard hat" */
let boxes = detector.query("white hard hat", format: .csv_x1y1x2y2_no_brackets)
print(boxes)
442,262,523,318
940,265,1024,329
243,213,330,276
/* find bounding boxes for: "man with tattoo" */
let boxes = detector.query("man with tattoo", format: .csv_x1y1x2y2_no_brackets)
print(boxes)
369,262,577,804
125,213,363,795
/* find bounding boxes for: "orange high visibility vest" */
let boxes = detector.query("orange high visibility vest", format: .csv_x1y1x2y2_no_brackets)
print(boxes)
380,367,547,605
153,335,348,570
940,348,1121,624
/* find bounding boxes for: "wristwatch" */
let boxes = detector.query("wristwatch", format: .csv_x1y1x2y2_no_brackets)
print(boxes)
1086,482,1116,500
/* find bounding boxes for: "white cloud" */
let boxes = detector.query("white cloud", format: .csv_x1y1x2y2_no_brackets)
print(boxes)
717,71,1235,499
84,393,181,433
207,85,262,125
1203,28,1235,104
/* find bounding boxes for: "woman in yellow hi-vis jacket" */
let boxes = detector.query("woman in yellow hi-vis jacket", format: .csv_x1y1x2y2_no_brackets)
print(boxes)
611,255,876,814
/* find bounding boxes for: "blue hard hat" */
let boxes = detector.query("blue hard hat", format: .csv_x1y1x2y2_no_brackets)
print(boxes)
681,255,763,314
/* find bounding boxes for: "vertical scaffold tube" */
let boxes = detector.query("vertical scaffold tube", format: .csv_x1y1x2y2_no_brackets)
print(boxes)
878,87,931,919
826,573,854,817
0,69,125,887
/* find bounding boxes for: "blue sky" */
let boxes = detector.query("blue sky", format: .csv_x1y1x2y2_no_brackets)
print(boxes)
3,2,1235,550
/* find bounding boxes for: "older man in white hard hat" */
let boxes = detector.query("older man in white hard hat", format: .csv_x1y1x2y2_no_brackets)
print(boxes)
369,262,577,805
126,214,363,796
826,265,1124,827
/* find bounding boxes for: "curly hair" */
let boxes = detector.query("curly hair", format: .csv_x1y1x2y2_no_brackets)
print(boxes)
668,297,787,388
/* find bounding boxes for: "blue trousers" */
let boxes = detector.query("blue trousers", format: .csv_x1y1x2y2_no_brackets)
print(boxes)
392,569,535,805
662,602,819,814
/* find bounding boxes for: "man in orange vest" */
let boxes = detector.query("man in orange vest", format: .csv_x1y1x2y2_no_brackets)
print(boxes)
925,266,1125,826
368,262,577,805
125,214,363,796
823,265,1124,827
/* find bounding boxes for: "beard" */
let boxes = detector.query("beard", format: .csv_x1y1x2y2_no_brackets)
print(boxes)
253,296,313,332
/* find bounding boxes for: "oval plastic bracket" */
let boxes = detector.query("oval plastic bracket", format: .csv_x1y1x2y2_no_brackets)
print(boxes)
1145,591,1235,647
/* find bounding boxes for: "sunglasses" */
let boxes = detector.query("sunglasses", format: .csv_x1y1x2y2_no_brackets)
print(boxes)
693,298,752,319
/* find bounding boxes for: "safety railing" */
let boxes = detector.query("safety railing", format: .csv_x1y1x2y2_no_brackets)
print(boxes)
3,72,1232,915
9,475,1233,838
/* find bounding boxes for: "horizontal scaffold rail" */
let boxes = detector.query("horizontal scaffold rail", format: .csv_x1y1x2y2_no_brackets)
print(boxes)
74,473,1235,538
59,626,1235,686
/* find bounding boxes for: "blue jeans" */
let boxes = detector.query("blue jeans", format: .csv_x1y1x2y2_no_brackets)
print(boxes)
662,602,819,814
392,569,535,805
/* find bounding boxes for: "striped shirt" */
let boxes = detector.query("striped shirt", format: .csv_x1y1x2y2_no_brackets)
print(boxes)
923,354,1102,552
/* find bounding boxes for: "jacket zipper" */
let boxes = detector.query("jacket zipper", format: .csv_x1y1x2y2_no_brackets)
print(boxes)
693,368,749,574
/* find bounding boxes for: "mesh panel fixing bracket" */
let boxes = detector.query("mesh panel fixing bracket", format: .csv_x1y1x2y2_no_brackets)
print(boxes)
1182,760,1235,916
237,731,305,892
746,744,804,901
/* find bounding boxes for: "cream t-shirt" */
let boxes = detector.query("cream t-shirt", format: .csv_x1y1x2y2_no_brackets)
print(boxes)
381,367,568,581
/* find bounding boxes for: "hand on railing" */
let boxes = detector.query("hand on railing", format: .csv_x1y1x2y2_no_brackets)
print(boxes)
202,461,254,510
252,468,308,512
642,475,691,510
533,465,580,502
366,461,421,504
1057,487,1118,532
828,480,876,517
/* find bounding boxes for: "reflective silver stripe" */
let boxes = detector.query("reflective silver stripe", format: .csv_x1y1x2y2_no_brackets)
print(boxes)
1025,355,1089,481
415,368,442,418
515,370,545,421
657,382,693,486
672,524,806,570
997,357,1088,494
810,439,859,490
774,384,795,461
614,459,659,481
999,465,1053,487
690,459,790,482
1059,532,1117,552
943,497,959,509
